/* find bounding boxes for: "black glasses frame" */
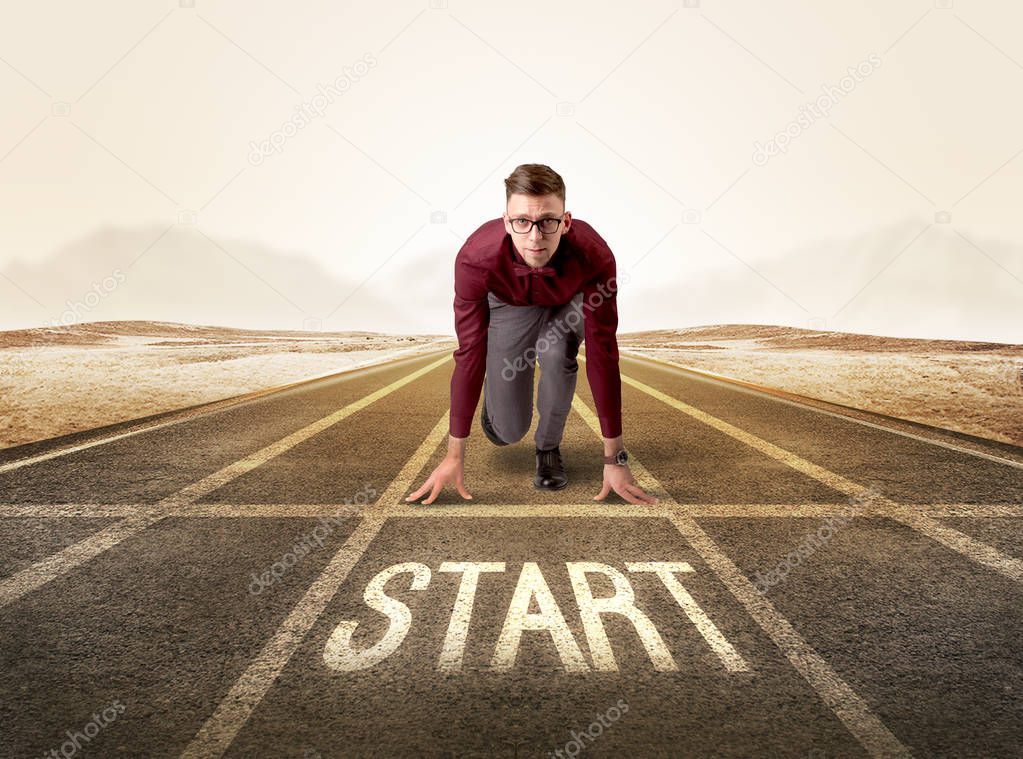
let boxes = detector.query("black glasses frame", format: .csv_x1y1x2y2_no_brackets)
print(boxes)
508,215,565,235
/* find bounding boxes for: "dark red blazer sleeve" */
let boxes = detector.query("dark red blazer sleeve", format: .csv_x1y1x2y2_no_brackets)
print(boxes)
581,239,623,438
449,251,490,438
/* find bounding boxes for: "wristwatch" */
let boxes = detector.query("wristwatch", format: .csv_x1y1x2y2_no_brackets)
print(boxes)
603,449,629,466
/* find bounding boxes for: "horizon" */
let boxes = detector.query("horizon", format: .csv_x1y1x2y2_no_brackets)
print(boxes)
1,3,1020,344
4,315,1021,349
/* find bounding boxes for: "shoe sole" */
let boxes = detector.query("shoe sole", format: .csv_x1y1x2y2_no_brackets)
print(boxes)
534,480,569,490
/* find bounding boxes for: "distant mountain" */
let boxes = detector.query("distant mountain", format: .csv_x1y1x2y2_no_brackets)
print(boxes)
2,216,1020,343
624,217,1023,345
0,224,411,333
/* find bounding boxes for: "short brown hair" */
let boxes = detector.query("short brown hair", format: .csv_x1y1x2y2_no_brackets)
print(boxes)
504,163,566,206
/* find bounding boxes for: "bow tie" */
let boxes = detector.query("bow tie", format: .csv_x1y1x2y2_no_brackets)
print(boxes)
512,262,557,277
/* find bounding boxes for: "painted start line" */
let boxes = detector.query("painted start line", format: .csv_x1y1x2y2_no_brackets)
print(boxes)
323,561,750,674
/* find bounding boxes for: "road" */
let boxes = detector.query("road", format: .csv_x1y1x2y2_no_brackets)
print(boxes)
0,347,1021,758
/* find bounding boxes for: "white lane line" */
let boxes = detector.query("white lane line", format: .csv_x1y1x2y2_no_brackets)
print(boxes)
619,350,1023,471
3,502,1022,519
0,505,156,518
572,395,912,758
609,364,1023,584
921,504,1023,518
0,355,451,608
179,411,450,759
181,516,385,759
0,513,167,607
394,503,838,518
665,512,911,758
892,509,1023,578
161,354,450,506
0,345,452,475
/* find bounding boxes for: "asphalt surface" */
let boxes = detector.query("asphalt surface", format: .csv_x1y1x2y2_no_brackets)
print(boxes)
0,347,1021,758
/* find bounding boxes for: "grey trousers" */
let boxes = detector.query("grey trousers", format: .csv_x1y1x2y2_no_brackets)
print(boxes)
483,290,586,450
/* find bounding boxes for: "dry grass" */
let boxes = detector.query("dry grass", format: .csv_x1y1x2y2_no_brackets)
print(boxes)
0,321,455,450
620,325,1023,447
3,320,1019,452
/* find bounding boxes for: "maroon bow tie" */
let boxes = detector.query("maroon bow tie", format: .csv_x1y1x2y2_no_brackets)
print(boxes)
512,262,557,277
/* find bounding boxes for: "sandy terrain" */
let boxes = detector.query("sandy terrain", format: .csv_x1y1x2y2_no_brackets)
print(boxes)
2,321,1019,452
619,325,1023,447
0,321,455,450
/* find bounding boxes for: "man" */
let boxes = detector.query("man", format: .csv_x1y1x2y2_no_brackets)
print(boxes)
406,163,657,506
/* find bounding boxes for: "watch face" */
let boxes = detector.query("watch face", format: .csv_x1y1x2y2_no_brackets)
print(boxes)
616,450,628,465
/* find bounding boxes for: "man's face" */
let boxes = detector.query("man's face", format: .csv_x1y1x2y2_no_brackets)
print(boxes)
503,193,572,269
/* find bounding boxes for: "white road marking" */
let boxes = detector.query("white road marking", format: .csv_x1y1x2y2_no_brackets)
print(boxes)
0,355,451,608
437,562,506,672
892,508,1023,581
0,337,1010,756
567,561,680,672
918,503,1023,518
0,504,159,518
323,561,431,671
607,365,1023,584
626,561,750,673
0,511,168,607
0,346,451,475
491,562,589,673
393,502,1023,520
572,395,912,758
2,502,1021,519
0,511,167,605
620,350,1023,471
665,511,912,758
179,410,451,759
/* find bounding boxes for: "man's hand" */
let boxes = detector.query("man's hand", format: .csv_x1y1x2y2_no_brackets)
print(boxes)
593,463,659,505
405,435,473,505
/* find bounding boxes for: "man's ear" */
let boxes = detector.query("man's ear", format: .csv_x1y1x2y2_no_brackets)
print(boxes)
562,212,572,231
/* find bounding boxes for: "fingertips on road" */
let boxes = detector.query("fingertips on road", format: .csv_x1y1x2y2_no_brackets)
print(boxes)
0,348,1020,757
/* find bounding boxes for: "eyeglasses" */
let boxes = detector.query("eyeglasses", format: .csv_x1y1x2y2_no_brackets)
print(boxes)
509,215,565,235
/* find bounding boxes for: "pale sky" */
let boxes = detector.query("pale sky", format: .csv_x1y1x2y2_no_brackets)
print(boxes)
1,0,1021,342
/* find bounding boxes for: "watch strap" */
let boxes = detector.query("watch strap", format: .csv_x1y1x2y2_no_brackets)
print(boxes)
603,449,628,465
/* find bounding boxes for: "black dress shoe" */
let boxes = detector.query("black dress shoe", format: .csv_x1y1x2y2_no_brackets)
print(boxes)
535,445,568,490
479,395,508,446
